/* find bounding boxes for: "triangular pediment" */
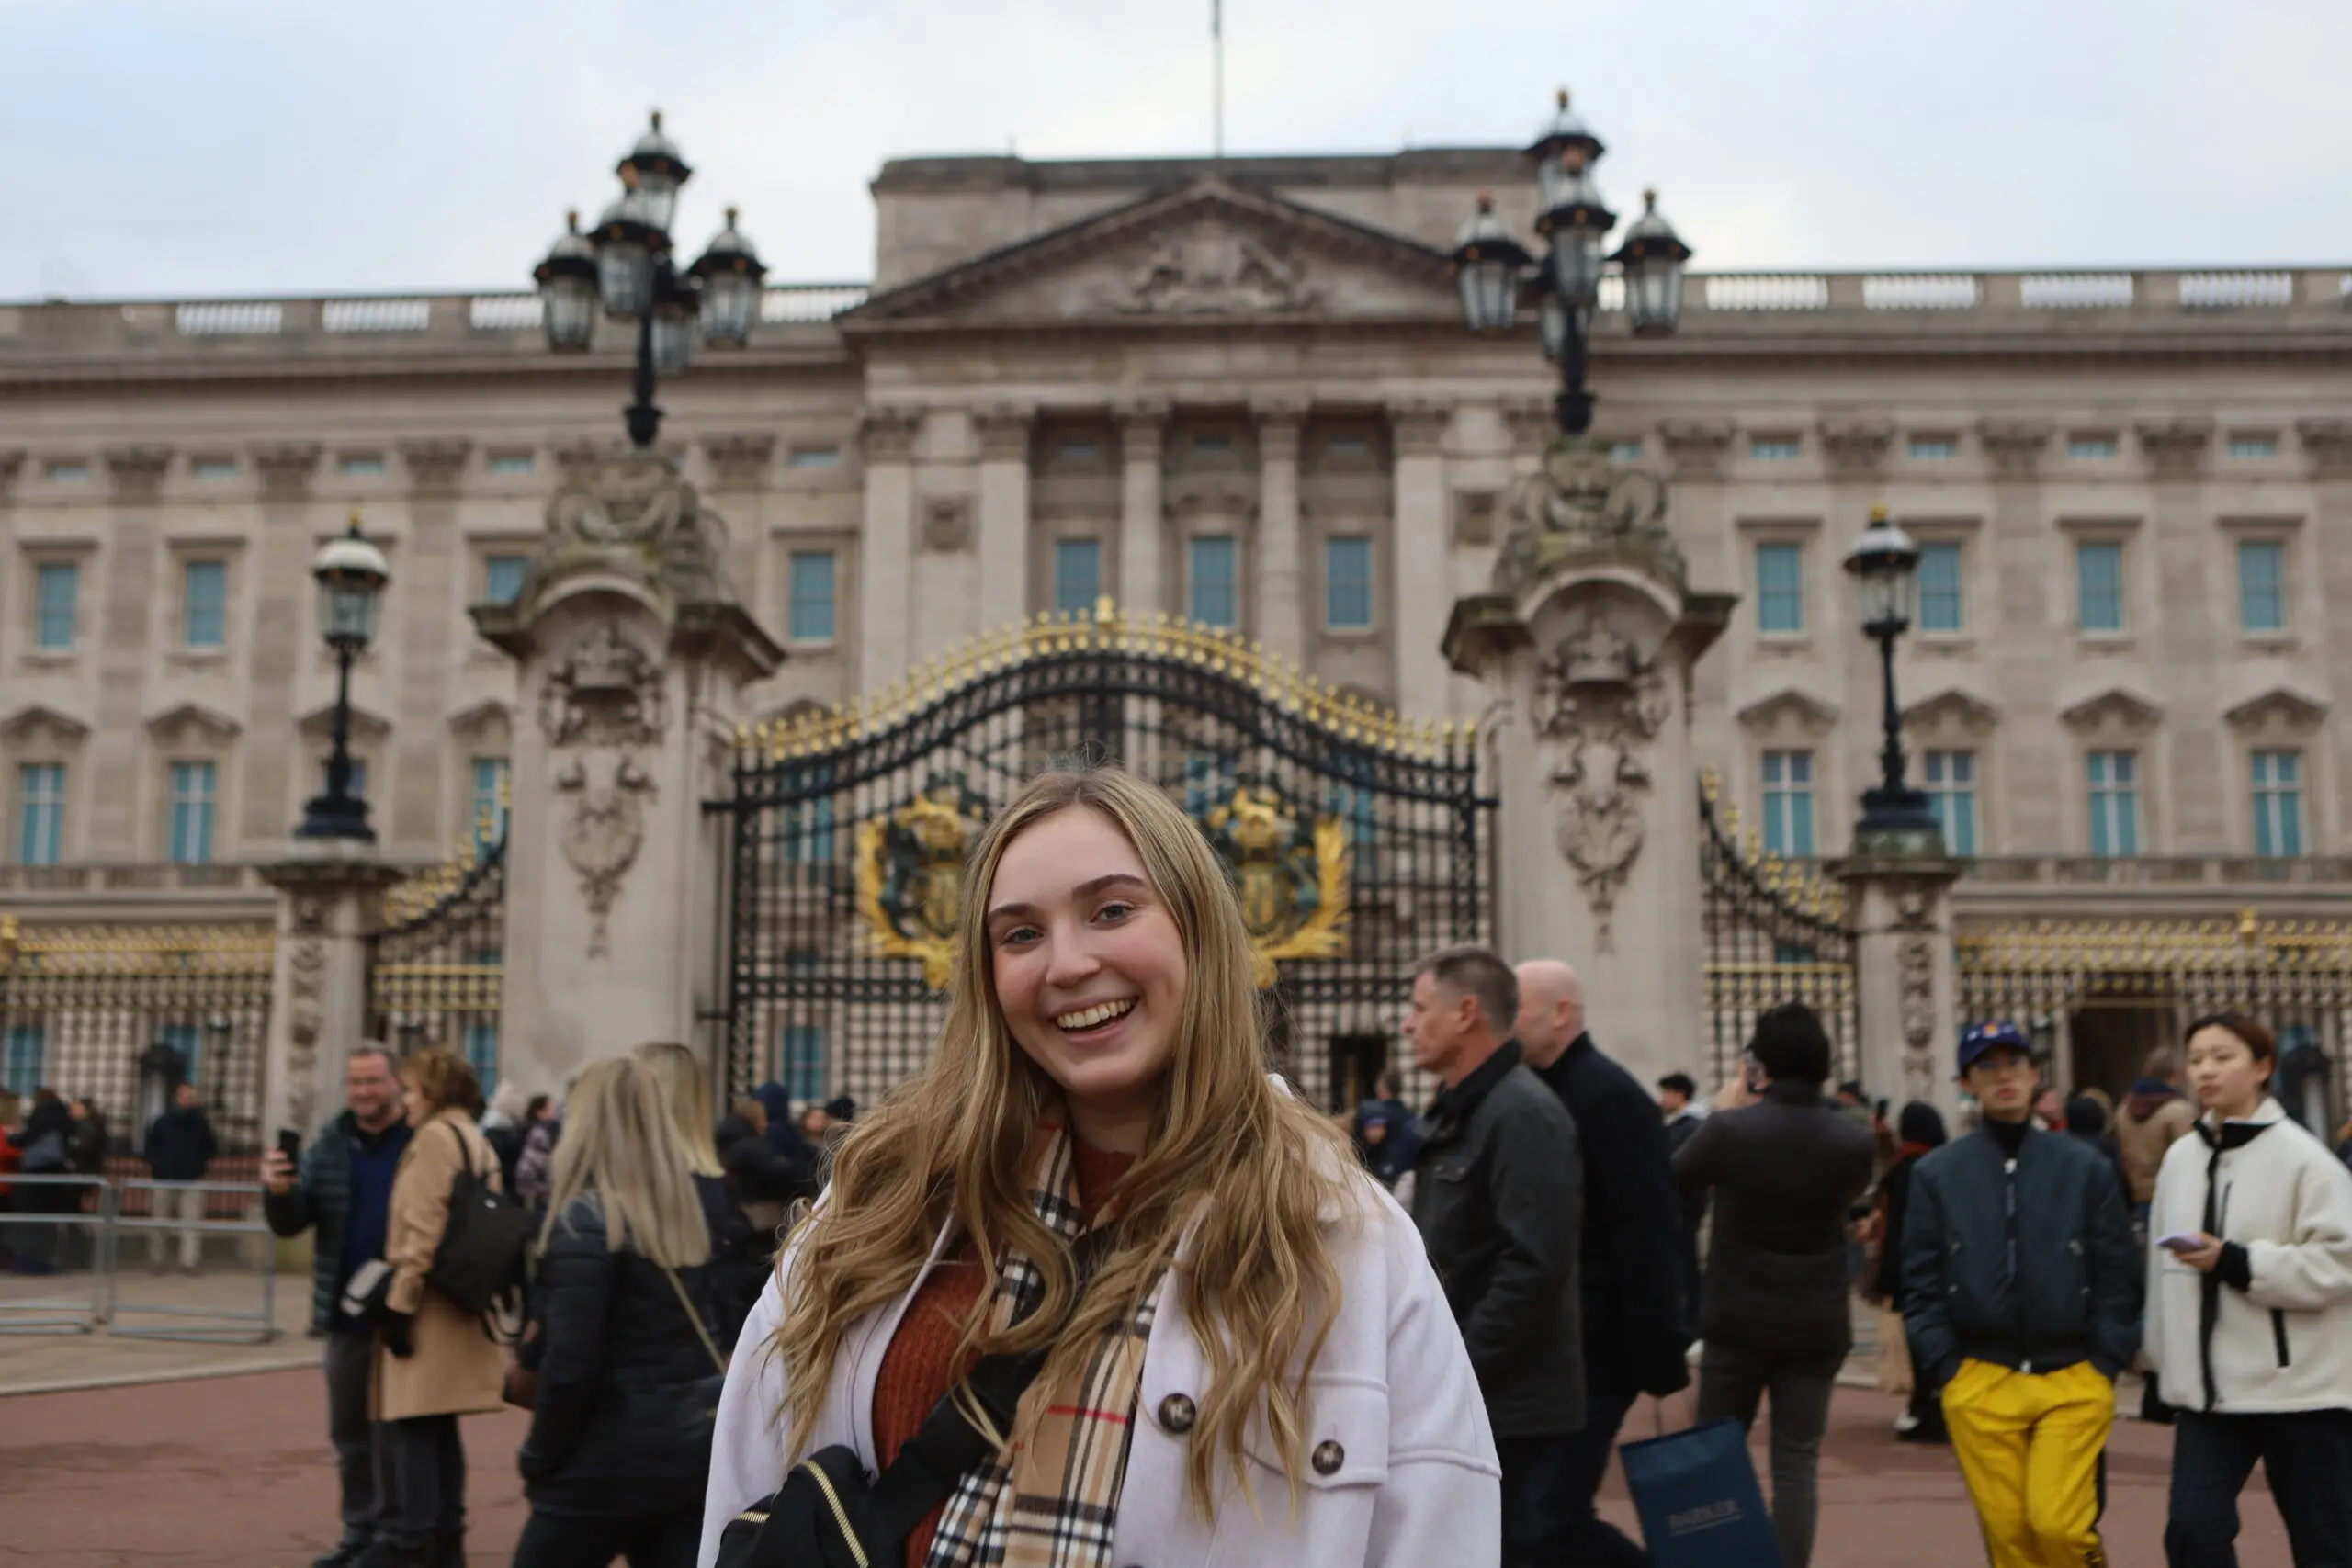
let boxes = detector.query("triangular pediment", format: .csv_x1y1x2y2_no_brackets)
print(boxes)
0,703,91,744
143,702,241,744
2224,685,2328,732
445,700,514,743
1737,688,1840,734
845,179,1456,329
1903,687,2000,734
2059,687,2164,733
297,703,393,743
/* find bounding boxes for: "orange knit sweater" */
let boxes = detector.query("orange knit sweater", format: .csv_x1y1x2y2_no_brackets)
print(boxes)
874,1141,1134,1568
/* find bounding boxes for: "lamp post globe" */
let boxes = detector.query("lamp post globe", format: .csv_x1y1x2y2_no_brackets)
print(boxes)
1843,504,1922,638
1843,504,1941,842
1448,192,1532,336
589,187,666,321
615,109,693,237
533,210,600,353
296,514,390,843
690,205,768,350
1611,188,1692,338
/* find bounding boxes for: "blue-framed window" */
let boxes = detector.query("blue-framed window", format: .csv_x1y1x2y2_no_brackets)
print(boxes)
3,1024,42,1096
483,555,527,606
34,563,78,650
787,550,837,643
2237,541,2285,634
1325,536,1373,630
1749,437,1800,461
160,1021,203,1086
462,1021,500,1085
1908,437,1957,461
1188,535,1238,627
469,758,509,848
1917,543,1963,634
1925,750,1977,855
1053,538,1102,615
168,761,216,864
2252,750,2304,858
17,763,64,866
1756,543,1804,635
1761,750,1815,857
183,560,228,649
779,1025,826,1106
2086,750,2140,857
2076,542,2125,634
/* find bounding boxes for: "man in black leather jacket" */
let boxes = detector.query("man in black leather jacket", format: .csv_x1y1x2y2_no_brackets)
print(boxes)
1900,1021,2140,1568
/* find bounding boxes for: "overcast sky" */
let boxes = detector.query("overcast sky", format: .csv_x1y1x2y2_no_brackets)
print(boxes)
5,0,2346,300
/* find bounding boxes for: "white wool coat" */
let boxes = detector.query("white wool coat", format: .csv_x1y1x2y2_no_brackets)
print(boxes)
696,1176,1500,1568
2146,1098,2352,1414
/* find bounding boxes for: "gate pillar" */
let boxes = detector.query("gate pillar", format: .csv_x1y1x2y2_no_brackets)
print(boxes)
258,848,407,1141
475,451,782,1096
1443,435,1734,1091
1835,850,1964,1118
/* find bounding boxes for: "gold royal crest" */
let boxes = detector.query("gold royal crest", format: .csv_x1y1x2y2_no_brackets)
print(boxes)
854,778,990,989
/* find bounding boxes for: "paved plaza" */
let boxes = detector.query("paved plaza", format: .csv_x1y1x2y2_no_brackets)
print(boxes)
0,1352,2296,1567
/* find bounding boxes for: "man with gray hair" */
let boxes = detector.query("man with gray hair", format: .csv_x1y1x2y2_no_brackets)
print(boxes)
1403,944,1586,1567
263,1044,413,1568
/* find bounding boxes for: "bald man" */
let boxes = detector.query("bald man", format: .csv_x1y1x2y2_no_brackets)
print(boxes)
1516,959,1694,1568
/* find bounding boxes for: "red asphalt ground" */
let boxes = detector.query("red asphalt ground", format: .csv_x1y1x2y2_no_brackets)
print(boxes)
0,1366,2293,1567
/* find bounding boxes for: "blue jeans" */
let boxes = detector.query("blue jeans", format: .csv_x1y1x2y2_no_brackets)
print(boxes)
1498,1432,1584,1568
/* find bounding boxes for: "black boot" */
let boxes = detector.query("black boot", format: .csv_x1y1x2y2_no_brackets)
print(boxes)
311,1542,369,1568
352,1538,432,1568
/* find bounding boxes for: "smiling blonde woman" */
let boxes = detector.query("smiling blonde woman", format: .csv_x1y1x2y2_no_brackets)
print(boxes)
696,763,1498,1568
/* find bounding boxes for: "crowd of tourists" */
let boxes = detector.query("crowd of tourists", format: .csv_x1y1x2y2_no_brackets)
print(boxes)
254,761,2352,1568
1,1077,224,1275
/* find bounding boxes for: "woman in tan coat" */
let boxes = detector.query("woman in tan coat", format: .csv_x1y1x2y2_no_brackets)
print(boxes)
374,1047,507,1568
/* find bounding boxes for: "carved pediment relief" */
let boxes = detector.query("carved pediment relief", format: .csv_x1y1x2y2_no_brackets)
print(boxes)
0,703,92,746
845,180,1455,329
143,702,242,746
1902,688,2000,737
1736,688,1840,737
297,703,392,743
2059,687,2164,735
447,700,514,744
2224,686,2328,734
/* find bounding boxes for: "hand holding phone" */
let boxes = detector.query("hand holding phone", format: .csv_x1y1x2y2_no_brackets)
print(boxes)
2156,1233,2206,1254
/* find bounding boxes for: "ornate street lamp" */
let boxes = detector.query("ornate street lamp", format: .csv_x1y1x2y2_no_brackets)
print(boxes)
1450,87,1692,435
296,513,390,842
1843,504,1941,841
532,111,768,448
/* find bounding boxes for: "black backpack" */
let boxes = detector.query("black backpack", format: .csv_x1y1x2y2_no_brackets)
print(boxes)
426,1122,534,1325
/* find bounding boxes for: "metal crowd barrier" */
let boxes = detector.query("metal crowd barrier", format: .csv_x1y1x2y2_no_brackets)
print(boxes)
0,1173,111,1335
102,1178,279,1344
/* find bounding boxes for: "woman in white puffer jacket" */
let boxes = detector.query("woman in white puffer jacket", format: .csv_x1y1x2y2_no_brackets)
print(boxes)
2145,1010,2352,1566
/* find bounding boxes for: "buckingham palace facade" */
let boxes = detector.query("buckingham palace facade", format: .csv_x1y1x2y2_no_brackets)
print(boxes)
5,143,2351,1107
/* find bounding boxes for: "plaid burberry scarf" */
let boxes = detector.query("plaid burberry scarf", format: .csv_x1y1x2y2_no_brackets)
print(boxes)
922,1125,1157,1568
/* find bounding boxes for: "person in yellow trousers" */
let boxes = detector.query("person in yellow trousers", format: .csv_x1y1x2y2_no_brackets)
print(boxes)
1900,1022,2142,1566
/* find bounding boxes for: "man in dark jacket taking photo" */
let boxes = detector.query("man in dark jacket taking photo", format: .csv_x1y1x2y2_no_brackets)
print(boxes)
1901,1021,2140,1568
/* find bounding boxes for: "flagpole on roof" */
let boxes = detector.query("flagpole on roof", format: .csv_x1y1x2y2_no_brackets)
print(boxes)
1212,0,1225,159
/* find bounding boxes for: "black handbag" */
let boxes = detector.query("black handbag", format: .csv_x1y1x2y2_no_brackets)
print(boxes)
716,1227,1114,1568
426,1122,535,1321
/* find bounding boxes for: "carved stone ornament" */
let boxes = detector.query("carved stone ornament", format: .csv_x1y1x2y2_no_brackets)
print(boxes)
1534,616,1674,951
1819,420,1894,479
920,495,974,554
2295,418,2352,479
1976,419,2052,480
286,937,328,1134
1657,421,1734,480
251,442,323,500
400,439,474,496
1453,490,1500,547
105,445,174,499
539,623,669,956
702,433,776,491
2136,419,2214,478
0,449,23,501
1894,888,1940,1100
860,407,922,464
1108,220,1319,315
537,452,735,609
1492,434,1685,603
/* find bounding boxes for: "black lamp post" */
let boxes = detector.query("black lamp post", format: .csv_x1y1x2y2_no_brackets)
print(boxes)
1843,504,1942,840
1448,89,1692,435
533,112,768,449
296,514,390,841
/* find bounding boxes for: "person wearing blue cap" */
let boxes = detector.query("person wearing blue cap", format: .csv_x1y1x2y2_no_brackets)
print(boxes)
1900,1021,2141,1568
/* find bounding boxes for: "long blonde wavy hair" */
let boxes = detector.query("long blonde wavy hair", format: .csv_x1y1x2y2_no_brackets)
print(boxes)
772,764,1360,1515
541,1056,713,1269
632,1040,725,1179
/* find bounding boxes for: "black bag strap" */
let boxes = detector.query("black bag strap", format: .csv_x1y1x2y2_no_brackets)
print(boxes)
858,1224,1120,1552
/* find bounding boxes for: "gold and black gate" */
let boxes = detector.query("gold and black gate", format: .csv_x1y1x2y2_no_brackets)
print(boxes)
1700,774,1860,1089
706,602,1493,1111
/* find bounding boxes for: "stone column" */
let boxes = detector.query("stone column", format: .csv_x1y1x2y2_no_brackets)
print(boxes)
392,441,472,845
90,446,172,852
474,452,782,1094
242,445,323,842
1658,422,1737,770
1252,400,1306,661
1116,402,1169,614
1445,434,1734,1090
2299,419,2352,844
1977,421,2057,846
258,849,408,1140
974,404,1035,633
2139,419,2219,849
1390,400,1453,717
1836,852,1964,1118
859,408,922,690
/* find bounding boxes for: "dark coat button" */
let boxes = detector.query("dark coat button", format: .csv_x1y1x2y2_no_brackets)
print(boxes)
1311,1439,1344,1475
1157,1393,1197,1434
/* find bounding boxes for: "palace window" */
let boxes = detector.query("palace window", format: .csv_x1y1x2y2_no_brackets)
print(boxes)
463,1021,500,1085
1188,535,1238,628
2086,750,2140,858
469,758,510,847
786,446,841,469
183,560,228,649
34,562,78,650
1611,439,1643,463
1917,543,1963,634
169,761,217,864
2228,434,2279,460
1761,750,1815,857
1908,437,1957,461
2075,542,2124,634
486,451,535,476
1749,437,1801,462
782,763,837,864
2068,435,2118,461
1924,750,1977,855
1325,536,1374,630
1756,543,1804,635
190,456,237,480
4,1024,44,1096
780,1025,826,1104
483,554,528,606
17,763,63,866
1053,538,1102,615
338,453,387,478
787,550,837,642
2251,750,2304,858
43,461,88,483
160,1021,203,1086
2237,540,2285,634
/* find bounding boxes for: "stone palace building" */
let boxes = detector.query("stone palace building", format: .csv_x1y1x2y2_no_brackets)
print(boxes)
5,141,2351,1126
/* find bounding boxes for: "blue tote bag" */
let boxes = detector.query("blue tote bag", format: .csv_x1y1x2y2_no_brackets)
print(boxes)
1618,1417,1783,1568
